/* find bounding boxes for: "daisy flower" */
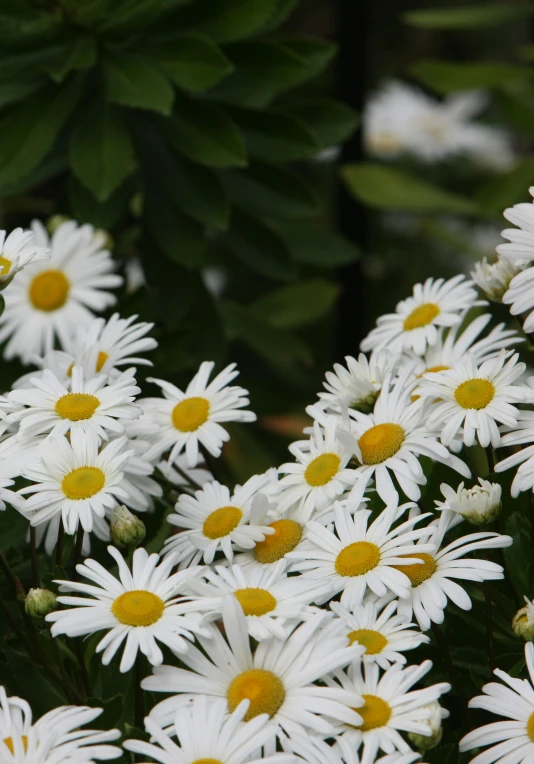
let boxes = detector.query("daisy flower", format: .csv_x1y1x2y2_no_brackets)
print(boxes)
360,275,479,356
46,545,208,673
19,431,133,534
124,697,296,764
328,659,450,764
496,187,534,264
460,642,534,764
142,361,256,468
289,503,435,609
503,266,534,334
0,227,49,288
396,509,512,631
329,598,430,668
472,256,523,302
182,559,332,640
415,351,531,448
162,474,275,567
0,686,121,762
275,418,357,521
143,597,365,741
0,219,122,363
495,407,534,496
284,733,421,764
8,366,141,443
435,478,502,525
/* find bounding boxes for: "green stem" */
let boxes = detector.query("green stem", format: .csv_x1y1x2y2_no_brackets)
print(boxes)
431,622,465,703
55,523,65,568
485,446,495,475
30,526,40,588
135,655,144,730
72,528,84,579
484,582,496,675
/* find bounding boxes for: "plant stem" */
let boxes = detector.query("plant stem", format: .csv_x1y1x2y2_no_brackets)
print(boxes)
72,528,84,579
169,462,203,492
0,551,18,594
431,622,464,703
484,582,496,675
135,654,145,730
485,446,495,474
30,526,40,588
55,523,65,568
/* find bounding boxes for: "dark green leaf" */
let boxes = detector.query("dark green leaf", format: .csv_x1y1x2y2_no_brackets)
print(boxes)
275,224,360,267
404,4,534,29
410,60,532,93
167,0,278,43
251,279,340,328
221,208,294,280
97,0,165,31
229,106,320,161
0,79,41,110
256,0,298,32
86,695,123,728
104,53,174,114
69,177,133,230
44,36,97,83
284,99,359,147
277,36,337,78
145,193,205,268
168,156,229,230
145,33,233,92
476,156,534,215
504,512,530,597
494,90,534,139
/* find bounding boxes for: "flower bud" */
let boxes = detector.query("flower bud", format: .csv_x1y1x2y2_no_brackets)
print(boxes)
471,256,522,302
25,588,57,618
47,215,69,235
513,598,534,641
407,701,447,752
110,505,146,549
436,479,501,525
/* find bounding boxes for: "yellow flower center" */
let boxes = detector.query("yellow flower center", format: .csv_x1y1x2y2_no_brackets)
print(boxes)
203,506,242,539
403,302,440,331
55,393,100,421
358,423,404,465
112,590,165,626
254,520,303,564
424,364,450,374
335,541,381,577
3,736,28,754
348,628,388,655
304,453,341,487
96,351,109,372
227,669,285,721
354,694,392,731
454,378,495,410
172,396,210,432
527,712,534,742
0,256,12,276
29,269,70,312
234,588,276,616
61,466,105,500
394,553,437,587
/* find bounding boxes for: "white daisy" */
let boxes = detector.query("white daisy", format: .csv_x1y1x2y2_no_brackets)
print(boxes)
288,503,435,608
435,478,502,525
472,256,523,302
125,697,296,764
19,431,133,534
415,351,531,448
329,598,430,668
284,733,421,764
496,187,534,264
329,659,450,764
142,361,256,468
503,266,534,334
495,406,534,496
163,474,275,567
360,275,479,356
46,545,208,673
460,642,534,764
143,597,365,742
0,228,49,288
0,686,121,762
396,509,512,631
0,219,122,363
182,559,332,640
13,350,75,390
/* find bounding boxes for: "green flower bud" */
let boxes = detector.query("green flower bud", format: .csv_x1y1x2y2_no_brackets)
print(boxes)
25,588,57,618
47,215,69,235
110,505,146,549
407,702,447,752
513,598,534,641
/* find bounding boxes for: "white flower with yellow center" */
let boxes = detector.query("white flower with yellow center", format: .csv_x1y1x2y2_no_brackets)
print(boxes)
360,275,479,356
497,187,534,264
276,418,357,521
19,431,133,534
125,697,296,764
460,642,534,764
415,351,530,448
329,598,430,669
143,597,365,742
472,256,523,302
329,659,450,764
0,220,122,364
396,510,512,631
142,361,256,468
289,503,434,609
435,478,502,525
46,545,208,673
0,686,121,762
495,407,534,496
182,559,332,640
163,475,275,567
8,366,141,443
0,228,49,289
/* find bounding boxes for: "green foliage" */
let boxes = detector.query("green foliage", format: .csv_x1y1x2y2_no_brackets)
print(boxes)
409,60,533,93
404,3,534,29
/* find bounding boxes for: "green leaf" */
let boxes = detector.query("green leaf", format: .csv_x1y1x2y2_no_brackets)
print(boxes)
494,90,534,139
0,79,41,110
504,513,530,601
410,59,533,93
221,208,294,280
277,36,337,78
251,279,340,329
256,0,298,32
104,53,174,114
404,4,534,29
271,224,360,267
97,0,165,31
70,102,136,201
69,177,133,230
44,36,97,83
86,695,123,728
341,163,480,214
229,106,320,161
476,156,534,216
145,33,233,92
284,99,359,147
167,0,278,43
145,192,205,268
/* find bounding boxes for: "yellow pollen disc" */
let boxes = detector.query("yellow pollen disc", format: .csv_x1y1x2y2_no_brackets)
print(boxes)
348,628,388,655
527,712,534,742
394,553,437,587
29,269,70,312
62,466,105,500
358,423,404,465
172,396,210,432
254,519,303,564
454,378,495,410
403,302,440,331
304,453,341,487
227,669,285,721
3,736,28,754
0,256,12,276
96,351,109,372
203,506,242,539
354,694,392,731
112,590,165,626
55,393,100,421
235,588,276,616
335,541,380,577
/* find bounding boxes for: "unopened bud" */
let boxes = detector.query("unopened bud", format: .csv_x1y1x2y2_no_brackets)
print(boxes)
110,505,146,549
407,701,447,752
47,215,68,235
471,256,522,303
25,588,57,618
436,479,501,525
513,598,534,641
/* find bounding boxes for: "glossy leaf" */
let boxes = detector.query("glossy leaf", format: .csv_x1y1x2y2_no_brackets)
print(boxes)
104,53,174,114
